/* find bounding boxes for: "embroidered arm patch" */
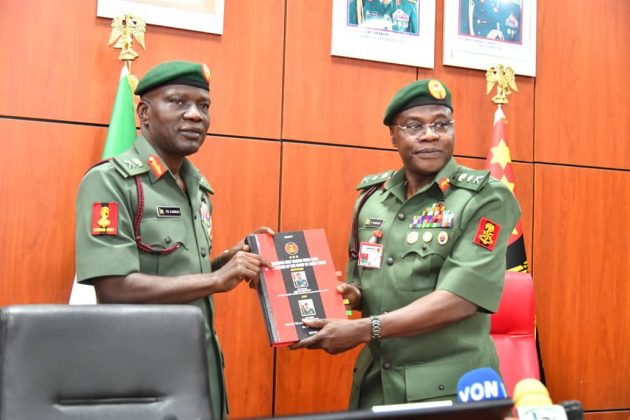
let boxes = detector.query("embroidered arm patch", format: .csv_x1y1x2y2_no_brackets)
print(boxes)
473,217,501,251
91,202,119,236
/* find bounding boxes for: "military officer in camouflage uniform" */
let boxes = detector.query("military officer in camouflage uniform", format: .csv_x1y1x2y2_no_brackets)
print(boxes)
75,61,272,420
292,79,520,407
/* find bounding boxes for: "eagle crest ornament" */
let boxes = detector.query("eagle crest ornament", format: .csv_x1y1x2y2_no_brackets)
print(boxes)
107,13,146,62
486,64,518,105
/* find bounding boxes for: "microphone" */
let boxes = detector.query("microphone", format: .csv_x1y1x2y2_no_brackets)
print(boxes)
513,378,568,420
558,400,584,420
456,367,508,403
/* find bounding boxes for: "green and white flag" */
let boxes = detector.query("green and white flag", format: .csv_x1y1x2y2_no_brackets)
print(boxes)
69,65,137,304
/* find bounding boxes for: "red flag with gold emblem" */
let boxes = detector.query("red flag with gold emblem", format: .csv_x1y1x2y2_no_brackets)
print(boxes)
485,106,528,272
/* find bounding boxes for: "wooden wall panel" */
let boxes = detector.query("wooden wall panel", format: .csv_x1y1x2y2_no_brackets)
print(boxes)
191,137,280,418
0,0,284,139
585,412,630,420
276,143,400,415
0,119,106,305
533,165,630,409
283,0,417,147
535,0,630,169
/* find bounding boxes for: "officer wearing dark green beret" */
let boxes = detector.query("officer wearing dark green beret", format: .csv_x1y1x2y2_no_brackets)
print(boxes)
75,60,274,419
292,79,520,407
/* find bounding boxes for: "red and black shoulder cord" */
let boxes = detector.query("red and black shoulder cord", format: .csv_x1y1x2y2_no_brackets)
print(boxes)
349,185,380,259
133,175,181,255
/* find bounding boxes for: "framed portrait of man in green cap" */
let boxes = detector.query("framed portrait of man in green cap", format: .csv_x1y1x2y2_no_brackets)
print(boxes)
443,0,537,77
331,0,436,68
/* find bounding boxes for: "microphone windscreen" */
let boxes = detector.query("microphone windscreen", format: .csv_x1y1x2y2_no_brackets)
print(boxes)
513,378,552,407
456,367,508,403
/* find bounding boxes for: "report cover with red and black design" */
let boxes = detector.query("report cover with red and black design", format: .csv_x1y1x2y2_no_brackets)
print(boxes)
246,229,347,347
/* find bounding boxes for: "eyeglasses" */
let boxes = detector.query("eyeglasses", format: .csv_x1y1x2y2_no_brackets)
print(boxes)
395,120,455,137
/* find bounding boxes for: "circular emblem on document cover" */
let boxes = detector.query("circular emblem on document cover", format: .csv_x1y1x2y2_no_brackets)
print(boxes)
285,242,299,255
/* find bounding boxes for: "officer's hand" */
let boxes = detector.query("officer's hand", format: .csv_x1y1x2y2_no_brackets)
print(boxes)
223,226,276,261
217,226,275,268
289,318,370,355
337,282,361,311
215,250,271,292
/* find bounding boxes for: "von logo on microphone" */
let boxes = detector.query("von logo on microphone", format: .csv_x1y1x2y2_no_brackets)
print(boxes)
457,367,508,403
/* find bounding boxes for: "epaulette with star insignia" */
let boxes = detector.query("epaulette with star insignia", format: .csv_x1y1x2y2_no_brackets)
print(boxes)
111,154,150,178
450,168,490,191
356,170,395,190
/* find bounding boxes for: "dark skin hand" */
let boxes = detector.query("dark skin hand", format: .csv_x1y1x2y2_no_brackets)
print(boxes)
93,226,275,303
212,226,275,284
336,281,362,311
290,290,477,354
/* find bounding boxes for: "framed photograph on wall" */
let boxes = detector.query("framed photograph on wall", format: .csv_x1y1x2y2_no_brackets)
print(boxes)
331,0,436,68
97,0,225,35
443,0,536,76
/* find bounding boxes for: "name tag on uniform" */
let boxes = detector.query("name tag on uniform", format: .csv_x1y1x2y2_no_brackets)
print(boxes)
156,206,182,217
364,218,384,229
358,242,383,269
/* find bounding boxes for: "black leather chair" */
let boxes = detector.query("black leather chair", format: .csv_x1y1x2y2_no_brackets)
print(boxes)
0,304,212,420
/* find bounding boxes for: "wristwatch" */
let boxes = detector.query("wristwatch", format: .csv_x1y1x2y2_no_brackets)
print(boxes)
370,315,381,343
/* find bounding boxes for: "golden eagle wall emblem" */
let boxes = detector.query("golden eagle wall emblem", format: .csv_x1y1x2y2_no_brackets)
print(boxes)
486,64,518,104
107,13,146,61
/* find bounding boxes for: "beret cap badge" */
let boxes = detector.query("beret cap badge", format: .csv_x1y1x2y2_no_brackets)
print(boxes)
428,79,447,100
202,64,212,83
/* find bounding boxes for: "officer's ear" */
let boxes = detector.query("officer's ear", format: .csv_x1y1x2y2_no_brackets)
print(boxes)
389,126,398,149
137,99,150,125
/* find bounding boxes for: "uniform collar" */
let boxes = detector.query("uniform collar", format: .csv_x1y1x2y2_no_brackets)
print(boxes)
131,136,168,184
384,158,459,201
131,136,214,193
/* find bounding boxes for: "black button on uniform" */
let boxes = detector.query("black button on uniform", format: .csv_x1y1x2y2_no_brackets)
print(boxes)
421,244,428,250
438,384,445,391
386,257,394,265
397,213,405,220
164,236,172,244
201,249,207,257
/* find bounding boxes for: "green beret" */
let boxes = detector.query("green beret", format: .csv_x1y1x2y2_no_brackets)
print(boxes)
383,79,452,125
135,60,211,96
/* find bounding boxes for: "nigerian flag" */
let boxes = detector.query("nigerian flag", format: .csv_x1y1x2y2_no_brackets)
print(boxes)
101,65,137,158
69,64,137,304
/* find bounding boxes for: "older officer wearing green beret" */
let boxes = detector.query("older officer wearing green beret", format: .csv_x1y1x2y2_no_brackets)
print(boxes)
292,79,520,407
75,60,273,419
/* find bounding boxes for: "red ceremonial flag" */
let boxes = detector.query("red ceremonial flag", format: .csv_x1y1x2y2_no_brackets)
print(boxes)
485,106,528,272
